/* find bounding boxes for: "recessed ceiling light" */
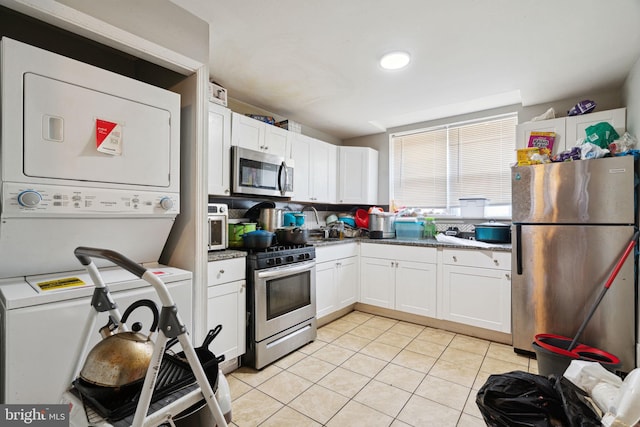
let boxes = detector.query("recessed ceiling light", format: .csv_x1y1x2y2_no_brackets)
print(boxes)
379,51,411,70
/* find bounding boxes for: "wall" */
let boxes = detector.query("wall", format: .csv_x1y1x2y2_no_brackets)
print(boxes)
623,55,640,137
55,0,209,66
343,88,624,204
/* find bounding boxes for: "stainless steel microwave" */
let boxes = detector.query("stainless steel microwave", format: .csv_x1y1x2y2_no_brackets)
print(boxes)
232,146,294,198
208,203,228,250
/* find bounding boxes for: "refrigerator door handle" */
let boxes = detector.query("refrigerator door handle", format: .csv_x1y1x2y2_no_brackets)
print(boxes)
516,224,523,275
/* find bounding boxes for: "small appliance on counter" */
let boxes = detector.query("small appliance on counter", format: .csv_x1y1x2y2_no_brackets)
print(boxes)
368,212,396,239
208,203,228,250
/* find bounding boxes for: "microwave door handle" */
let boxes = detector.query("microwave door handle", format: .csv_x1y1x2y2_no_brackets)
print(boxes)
278,160,289,196
257,261,313,279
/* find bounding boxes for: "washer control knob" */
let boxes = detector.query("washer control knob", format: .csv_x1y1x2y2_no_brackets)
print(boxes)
159,197,174,210
18,190,42,207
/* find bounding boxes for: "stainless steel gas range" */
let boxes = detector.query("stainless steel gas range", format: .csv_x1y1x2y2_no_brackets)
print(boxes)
242,244,317,369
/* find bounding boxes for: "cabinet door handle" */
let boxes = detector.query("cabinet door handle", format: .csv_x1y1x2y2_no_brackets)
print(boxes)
225,189,229,194
452,256,457,262
505,273,511,280
219,269,225,274
493,259,499,265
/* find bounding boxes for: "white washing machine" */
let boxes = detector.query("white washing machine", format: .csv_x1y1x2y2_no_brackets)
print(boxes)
0,264,193,404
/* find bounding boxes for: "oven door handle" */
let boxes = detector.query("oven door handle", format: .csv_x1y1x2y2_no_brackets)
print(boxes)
256,261,314,279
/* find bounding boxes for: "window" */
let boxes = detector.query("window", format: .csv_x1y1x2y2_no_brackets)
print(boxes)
391,113,516,213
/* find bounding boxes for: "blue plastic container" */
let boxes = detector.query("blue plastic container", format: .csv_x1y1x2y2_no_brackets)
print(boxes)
395,221,425,240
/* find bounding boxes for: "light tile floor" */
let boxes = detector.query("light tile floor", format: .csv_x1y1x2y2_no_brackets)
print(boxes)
226,311,537,426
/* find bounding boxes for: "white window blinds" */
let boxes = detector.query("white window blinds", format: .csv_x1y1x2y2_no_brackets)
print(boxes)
392,114,516,209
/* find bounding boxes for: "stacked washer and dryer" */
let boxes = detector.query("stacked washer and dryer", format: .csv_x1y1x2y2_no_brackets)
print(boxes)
0,37,191,404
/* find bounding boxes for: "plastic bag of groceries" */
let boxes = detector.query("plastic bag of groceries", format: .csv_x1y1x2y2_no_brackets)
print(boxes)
568,100,596,116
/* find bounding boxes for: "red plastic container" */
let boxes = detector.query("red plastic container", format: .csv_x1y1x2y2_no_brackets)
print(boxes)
355,209,369,229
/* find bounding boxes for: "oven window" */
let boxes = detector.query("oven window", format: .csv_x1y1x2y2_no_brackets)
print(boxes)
239,158,278,190
266,270,311,320
209,218,223,246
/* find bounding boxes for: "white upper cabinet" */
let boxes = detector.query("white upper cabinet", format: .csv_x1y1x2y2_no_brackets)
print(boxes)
290,134,337,203
516,117,566,155
290,134,312,201
565,107,626,148
207,102,231,196
264,124,291,157
516,107,626,158
231,112,290,158
337,146,378,204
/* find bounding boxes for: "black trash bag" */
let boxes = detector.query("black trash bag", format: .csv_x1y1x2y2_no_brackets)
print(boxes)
476,371,602,427
476,370,568,427
554,376,600,427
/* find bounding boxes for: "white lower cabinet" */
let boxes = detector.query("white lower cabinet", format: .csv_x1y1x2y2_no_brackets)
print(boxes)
441,249,511,333
207,257,246,360
315,243,358,319
360,243,437,317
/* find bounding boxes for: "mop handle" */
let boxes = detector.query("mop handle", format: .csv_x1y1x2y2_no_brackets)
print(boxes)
568,230,639,351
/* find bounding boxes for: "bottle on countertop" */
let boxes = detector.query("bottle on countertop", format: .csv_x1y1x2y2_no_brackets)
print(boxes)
424,217,437,238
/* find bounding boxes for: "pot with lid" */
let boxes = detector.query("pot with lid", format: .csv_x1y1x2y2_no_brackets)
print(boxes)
474,221,511,243
276,226,309,245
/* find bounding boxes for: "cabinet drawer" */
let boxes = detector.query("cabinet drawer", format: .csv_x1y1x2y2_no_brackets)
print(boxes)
361,243,436,263
316,242,358,262
443,249,510,270
208,257,246,286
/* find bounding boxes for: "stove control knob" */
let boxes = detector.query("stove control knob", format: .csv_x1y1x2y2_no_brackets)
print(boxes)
17,190,42,207
298,254,305,261
267,258,275,266
159,197,174,210
286,256,294,262
275,258,282,264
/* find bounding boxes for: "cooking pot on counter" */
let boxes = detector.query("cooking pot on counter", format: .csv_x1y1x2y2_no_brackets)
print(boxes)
368,212,396,239
228,221,257,248
474,222,511,243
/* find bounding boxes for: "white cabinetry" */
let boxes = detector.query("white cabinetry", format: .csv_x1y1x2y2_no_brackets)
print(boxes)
231,112,290,157
441,249,511,333
207,257,246,360
516,108,626,156
207,102,232,196
360,243,437,317
315,243,358,319
338,147,378,204
290,134,337,203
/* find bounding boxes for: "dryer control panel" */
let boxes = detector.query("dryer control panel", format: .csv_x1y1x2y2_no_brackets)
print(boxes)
1,182,179,217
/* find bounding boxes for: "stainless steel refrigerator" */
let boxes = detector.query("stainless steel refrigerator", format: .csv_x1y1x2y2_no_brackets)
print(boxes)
511,155,637,372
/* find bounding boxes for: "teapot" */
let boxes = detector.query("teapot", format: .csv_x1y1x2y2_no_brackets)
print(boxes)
79,299,159,388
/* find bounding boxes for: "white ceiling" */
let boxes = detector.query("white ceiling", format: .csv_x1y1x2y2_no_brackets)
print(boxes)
171,0,640,140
